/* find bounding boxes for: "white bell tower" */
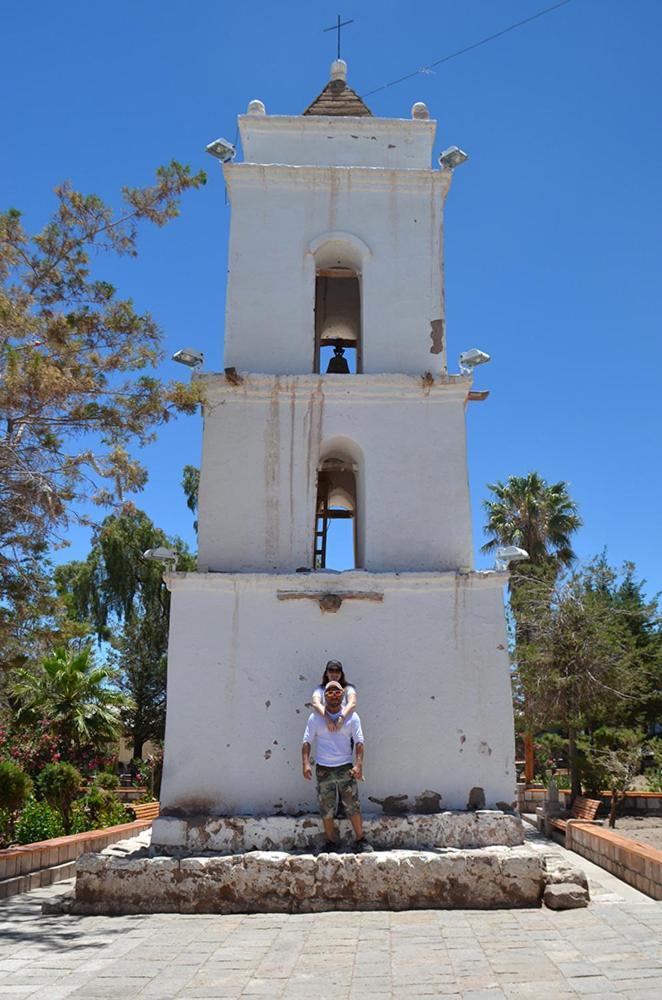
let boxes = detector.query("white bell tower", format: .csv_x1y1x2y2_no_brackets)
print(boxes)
155,62,516,838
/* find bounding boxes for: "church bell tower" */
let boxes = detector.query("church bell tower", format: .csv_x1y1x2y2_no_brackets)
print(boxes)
155,62,516,837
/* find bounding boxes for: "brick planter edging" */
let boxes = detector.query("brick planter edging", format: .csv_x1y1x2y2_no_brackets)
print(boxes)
0,819,152,900
566,822,662,900
518,786,662,816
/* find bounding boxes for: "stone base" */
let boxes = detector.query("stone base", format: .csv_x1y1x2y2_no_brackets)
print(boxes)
152,811,524,854
71,844,544,915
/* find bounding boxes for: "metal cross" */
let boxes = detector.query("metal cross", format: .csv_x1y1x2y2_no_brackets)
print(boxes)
323,14,354,60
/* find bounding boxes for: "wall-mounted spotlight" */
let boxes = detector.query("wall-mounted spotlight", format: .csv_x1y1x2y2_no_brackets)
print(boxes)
206,137,236,162
172,347,204,368
144,546,178,571
495,546,530,572
439,146,469,170
459,348,491,376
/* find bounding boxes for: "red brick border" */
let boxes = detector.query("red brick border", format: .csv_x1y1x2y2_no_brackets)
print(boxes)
566,822,662,900
0,820,152,899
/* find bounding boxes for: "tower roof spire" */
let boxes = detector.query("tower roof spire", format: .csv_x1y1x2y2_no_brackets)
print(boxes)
303,59,372,117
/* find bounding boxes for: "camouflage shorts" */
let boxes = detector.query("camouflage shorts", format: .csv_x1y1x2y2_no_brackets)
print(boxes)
315,763,360,819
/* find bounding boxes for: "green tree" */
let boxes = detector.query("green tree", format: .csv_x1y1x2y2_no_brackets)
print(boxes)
482,472,581,569
580,728,645,828
0,163,205,658
56,507,195,758
481,472,582,783
516,557,656,797
115,614,168,760
606,565,662,733
181,464,200,533
11,646,124,759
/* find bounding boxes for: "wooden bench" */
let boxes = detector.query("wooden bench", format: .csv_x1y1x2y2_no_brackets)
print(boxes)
550,796,602,835
129,801,160,822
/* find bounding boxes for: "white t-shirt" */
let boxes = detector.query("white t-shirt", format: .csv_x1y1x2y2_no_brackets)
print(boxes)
313,684,356,709
302,712,364,767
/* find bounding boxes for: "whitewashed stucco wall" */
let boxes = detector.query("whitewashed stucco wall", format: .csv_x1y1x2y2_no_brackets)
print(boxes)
196,374,474,574
160,571,515,818
238,114,437,170
222,165,450,375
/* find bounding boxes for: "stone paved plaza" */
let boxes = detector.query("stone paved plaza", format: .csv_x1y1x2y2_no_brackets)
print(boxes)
1,832,660,999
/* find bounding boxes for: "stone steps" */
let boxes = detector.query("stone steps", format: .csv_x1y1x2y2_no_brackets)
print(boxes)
70,844,545,915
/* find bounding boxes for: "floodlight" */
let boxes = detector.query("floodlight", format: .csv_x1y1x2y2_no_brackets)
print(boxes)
172,348,204,368
495,546,530,572
459,348,491,376
205,137,236,162
144,547,178,570
439,146,469,170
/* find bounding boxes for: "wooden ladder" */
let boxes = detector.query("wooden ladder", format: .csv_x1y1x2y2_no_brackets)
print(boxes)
314,496,329,568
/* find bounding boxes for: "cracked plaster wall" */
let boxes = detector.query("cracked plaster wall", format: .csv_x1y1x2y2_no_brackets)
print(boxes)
222,162,447,375
197,375,473,573
160,571,515,817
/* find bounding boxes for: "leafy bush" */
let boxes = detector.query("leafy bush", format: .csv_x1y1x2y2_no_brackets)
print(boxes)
71,785,130,833
0,719,116,779
644,768,662,792
0,761,33,843
643,739,662,790
38,762,82,834
129,757,151,788
533,732,568,785
0,721,62,778
94,771,120,791
15,797,65,845
0,761,33,814
0,807,10,846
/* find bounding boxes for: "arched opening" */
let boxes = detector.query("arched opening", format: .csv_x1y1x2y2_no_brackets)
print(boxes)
313,456,358,570
314,268,361,374
309,234,369,375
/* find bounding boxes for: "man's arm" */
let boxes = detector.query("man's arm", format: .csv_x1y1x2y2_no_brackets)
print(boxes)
351,741,364,781
349,714,364,780
302,741,313,780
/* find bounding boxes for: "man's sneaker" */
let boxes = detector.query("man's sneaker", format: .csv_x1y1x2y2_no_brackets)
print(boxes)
321,840,341,854
353,838,374,854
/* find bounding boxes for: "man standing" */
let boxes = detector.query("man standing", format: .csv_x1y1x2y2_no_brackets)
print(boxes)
302,681,372,852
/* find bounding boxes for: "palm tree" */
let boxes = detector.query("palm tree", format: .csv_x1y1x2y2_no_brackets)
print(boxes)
481,472,581,569
11,647,125,758
481,473,582,788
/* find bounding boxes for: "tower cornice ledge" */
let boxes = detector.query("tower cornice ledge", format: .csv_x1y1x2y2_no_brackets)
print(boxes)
164,569,506,594
195,373,472,405
224,163,451,196
237,114,438,172
239,113,437,131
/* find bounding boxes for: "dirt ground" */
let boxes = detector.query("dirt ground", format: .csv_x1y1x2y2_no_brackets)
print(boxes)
611,814,662,851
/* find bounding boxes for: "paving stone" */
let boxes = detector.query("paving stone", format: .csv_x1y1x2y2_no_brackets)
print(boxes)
0,989,43,997
500,983,575,998
566,975,617,994
68,980,152,998
616,978,662,991
461,991,507,1000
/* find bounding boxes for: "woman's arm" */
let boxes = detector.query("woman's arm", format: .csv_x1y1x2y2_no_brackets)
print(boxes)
311,688,336,730
336,686,358,728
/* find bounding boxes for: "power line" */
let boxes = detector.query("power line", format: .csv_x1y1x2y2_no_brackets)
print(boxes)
361,0,574,99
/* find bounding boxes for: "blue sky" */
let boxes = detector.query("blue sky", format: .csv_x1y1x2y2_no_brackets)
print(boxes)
3,0,661,594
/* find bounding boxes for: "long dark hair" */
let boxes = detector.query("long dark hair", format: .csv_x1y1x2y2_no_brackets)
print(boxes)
321,661,354,689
